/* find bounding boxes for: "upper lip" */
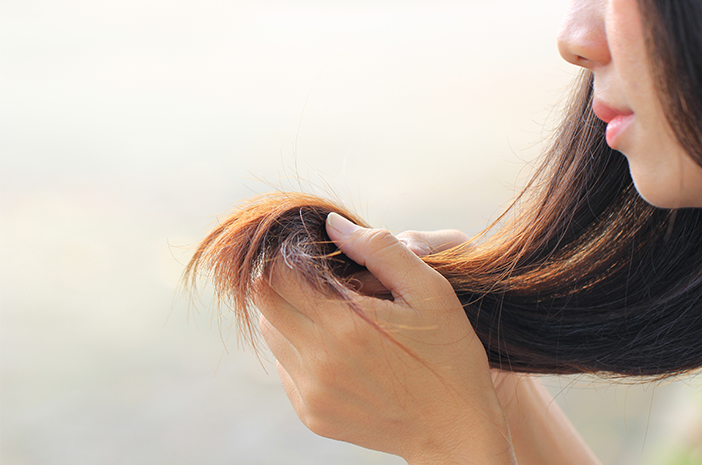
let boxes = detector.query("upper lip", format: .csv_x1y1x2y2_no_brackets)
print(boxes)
592,99,633,123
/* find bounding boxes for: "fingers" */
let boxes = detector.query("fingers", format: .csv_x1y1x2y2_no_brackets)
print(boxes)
326,213,452,304
254,274,317,349
351,229,469,296
397,232,432,256
396,229,470,256
259,314,303,372
258,214,464,349
260,314,308,421
255,253,388,352
276,362,305,417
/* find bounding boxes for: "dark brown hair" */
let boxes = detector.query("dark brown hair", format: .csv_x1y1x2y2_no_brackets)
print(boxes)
185,0,702,378
640,0,702,162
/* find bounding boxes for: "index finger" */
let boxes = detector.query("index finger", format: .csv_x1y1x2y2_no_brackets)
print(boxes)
326,213,453,305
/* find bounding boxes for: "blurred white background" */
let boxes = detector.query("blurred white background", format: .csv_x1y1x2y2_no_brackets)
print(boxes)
3,1,702,464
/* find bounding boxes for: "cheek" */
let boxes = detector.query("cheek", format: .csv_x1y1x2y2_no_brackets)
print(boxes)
676,155,702,207
606,0,650,92
628,144,702,209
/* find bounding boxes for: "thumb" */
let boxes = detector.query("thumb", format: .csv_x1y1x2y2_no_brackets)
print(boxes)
326,212,443,300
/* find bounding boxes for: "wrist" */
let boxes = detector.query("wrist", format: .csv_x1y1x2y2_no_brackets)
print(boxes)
403,398,517,465
492,372,602,465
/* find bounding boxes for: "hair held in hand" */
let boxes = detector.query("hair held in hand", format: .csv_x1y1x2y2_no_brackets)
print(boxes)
185,73,702,379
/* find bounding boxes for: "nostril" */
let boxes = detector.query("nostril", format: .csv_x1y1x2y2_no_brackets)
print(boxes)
558,30,610,70
573,55,591,67
557,0,610,70
558,37,583,66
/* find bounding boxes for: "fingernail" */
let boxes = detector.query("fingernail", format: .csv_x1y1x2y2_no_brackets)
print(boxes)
327,212,360,236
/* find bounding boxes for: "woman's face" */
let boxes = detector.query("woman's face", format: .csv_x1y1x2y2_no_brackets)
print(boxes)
558,0,702,208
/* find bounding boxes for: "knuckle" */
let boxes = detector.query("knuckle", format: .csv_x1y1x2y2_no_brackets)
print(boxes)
364,228,400,255
418,268,454,295
395,230,421,241
266,257,294,292
299,390,340,439
303,385,328,410
302,412,336,439
396,230,430,255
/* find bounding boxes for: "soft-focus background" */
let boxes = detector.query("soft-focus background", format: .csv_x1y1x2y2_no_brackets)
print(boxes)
3,1,702,464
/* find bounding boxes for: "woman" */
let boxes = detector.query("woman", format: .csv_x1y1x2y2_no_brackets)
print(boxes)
200,0,702,463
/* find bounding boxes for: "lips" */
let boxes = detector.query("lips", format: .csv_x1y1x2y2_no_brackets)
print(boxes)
592,100,635,149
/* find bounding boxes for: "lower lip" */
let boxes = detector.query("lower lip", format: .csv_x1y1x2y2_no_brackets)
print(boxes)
605,114,635,149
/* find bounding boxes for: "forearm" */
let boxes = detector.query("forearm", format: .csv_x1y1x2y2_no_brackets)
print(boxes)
493,373,602,465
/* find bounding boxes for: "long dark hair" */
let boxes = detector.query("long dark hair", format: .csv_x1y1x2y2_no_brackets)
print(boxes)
640,0,702,161
184,0,702,378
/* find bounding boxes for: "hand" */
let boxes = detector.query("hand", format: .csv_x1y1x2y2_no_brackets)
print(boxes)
399,229,601,465
395,229,470,257
350,229,470,297
256,214,515,464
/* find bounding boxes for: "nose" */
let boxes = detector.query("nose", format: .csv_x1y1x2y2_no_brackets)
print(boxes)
557,0,611,69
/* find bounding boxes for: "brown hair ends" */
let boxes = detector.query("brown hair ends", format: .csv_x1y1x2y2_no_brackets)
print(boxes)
639,0,702,163
184,104,702,376
185,1,702,379
183,194,371,348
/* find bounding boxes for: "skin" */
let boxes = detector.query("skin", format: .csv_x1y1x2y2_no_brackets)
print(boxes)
258,222,600,465
558,0,702,208
396,231,601,465
258,216,516,465
256,0,702,462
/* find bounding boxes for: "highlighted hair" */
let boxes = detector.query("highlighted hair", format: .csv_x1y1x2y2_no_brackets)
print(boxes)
187,63,702,378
